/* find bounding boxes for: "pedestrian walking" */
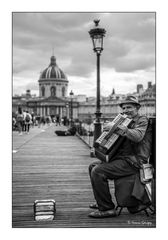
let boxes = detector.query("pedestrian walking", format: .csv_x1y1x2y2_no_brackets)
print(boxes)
22,110,27,133
25,111,32,134
12,117,17,131
16,106,24,135
31,112,35,127
56,115,60,126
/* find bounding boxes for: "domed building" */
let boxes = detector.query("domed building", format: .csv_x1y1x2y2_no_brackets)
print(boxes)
39,55,68,98
26,55,78,120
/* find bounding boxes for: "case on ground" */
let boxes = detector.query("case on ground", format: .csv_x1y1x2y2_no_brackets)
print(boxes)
34,199,56,221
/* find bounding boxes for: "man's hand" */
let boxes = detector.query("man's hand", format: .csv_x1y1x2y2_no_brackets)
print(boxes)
115,124,128,136
103,122,114,131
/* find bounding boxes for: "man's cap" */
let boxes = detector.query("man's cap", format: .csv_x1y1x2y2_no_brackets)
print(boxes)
119,95,141,109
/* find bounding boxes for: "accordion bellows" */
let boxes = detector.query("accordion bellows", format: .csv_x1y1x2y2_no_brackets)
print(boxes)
94,114,132,162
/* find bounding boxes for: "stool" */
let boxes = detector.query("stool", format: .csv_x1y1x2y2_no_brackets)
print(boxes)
114,175,153,216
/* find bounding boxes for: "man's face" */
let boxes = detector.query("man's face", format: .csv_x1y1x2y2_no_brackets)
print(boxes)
121,103,138,118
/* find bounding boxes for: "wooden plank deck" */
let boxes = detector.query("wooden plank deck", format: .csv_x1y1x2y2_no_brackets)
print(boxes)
12,124,156,228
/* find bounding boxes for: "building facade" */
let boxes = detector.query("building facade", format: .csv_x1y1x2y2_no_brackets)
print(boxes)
12,55,156,122
13,55,78,120
77,82,156,122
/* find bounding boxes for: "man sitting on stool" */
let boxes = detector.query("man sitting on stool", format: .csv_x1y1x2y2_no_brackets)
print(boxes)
88,95,152,218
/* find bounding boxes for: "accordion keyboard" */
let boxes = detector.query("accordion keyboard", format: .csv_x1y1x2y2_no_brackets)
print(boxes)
95,114,132,151
96,131,108,144
104,133,118,149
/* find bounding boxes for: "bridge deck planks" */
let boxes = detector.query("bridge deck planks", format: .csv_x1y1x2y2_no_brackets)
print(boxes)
12,125,156,228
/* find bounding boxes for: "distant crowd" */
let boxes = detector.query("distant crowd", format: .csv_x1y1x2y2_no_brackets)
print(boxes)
12,107,71,135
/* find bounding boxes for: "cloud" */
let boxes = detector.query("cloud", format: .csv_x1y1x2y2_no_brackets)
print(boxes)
114,54,155,72
12,12,155,96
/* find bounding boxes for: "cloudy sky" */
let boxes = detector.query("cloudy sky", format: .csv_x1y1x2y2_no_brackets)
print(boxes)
13,12,155,97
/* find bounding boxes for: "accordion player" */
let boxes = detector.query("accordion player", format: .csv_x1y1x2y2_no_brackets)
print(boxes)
94,114,133,162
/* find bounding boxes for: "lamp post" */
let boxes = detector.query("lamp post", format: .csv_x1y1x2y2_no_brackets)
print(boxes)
89,19,106,142
69,90,74,126
65,102,69,126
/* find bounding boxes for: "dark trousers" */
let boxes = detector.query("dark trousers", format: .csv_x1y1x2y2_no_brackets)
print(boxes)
89,160,138,211
25,124,30,132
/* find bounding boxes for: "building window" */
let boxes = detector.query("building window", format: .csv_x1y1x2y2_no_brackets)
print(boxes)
50,86,56,97
62,86,65,97
41,86,45,97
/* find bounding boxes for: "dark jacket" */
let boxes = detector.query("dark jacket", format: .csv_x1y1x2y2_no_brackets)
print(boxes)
114,114,152,168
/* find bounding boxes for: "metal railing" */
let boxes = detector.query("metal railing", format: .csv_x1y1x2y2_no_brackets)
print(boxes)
75,122,94,147
74,118,113,147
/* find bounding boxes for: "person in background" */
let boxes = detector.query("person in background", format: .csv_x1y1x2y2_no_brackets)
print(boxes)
22,110,27,133
36,115,41,128
41,116,46,126
16,106,24,135
46,116,51,126
31,112,35,127
56,115,60,126
48,116,52,125
12,117,17,131
25,110,32,134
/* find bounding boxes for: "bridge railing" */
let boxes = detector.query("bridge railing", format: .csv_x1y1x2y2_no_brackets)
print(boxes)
74,117,114,147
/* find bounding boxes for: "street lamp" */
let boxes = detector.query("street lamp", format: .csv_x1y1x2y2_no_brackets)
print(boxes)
69,90,74,126
65,102,69,126
89,19,106,142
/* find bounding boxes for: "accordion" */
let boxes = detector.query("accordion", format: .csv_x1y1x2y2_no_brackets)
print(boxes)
94,114,133,162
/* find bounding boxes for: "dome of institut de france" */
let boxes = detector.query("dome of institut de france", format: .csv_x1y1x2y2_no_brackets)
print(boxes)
40,55,67,80
38,55,68,98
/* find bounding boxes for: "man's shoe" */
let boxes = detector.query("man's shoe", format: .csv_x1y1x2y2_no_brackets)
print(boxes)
88,209,117,218
128,203,151,214
89,203,99,209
